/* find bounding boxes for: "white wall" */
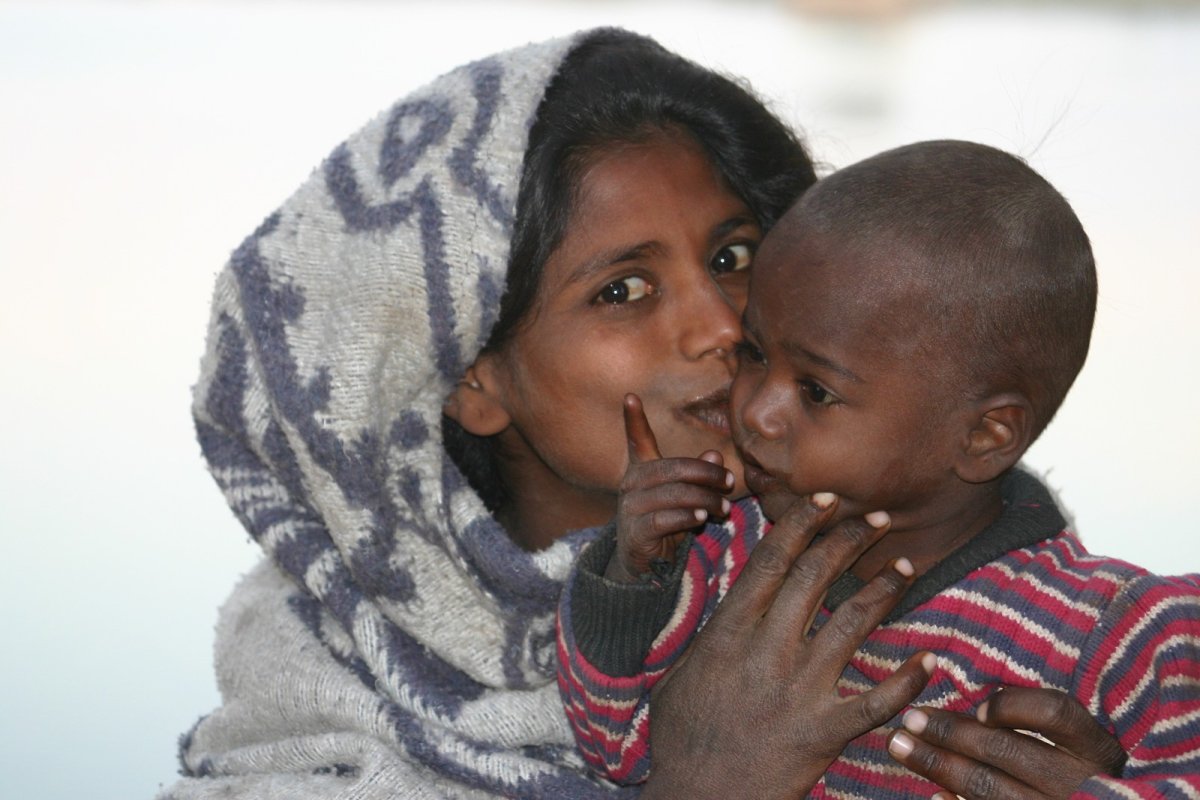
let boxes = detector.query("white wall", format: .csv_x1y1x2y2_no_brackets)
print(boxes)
2,2,1197,797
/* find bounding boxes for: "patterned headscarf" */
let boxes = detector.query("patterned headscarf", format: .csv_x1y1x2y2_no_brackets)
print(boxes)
165,30,629,799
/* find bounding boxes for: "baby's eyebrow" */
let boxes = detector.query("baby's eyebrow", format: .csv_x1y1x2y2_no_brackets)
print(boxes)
740,311,863,383
783,341,864,384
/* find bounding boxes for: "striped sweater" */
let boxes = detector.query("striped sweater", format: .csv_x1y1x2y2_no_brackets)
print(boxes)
556,470,1200,797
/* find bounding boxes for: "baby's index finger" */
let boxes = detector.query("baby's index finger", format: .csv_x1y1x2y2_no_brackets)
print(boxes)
623,393,663,463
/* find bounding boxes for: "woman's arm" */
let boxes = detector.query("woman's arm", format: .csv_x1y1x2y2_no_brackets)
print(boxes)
639,494,936,800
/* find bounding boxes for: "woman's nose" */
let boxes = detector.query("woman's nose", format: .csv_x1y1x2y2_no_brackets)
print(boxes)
679,280,741,362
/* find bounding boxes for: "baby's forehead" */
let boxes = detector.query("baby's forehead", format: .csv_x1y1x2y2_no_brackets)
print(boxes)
765,217,932,293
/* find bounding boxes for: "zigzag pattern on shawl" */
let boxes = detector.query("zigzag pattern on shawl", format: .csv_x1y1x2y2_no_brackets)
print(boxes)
196,52,564,716
178,33,655,797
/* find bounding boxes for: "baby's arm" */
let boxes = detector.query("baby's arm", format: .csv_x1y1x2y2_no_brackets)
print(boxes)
604,393,734,584
557,393,741,784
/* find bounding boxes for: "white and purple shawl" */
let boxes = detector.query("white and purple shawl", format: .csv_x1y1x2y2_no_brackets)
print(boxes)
162,31,629,800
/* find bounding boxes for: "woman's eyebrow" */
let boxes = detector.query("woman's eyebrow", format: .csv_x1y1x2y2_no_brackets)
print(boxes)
565,242,661,286
709,215,759,245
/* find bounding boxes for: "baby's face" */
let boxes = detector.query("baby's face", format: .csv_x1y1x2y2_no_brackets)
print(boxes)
730,227,969,527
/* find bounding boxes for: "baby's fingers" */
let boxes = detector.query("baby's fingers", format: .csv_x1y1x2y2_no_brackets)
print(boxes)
624,394,662,464
621,456,734,503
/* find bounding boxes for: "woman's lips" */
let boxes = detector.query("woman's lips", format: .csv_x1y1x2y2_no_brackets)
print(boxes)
679,389,731,434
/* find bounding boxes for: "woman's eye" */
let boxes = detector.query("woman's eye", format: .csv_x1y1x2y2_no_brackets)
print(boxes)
596,276,653,305
799,379,836,406
734,340,765,365
711,243,753,275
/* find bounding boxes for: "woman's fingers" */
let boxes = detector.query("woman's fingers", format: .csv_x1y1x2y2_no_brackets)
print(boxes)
888,726,1044,800
702,493,840,634
978,688,1126,775
891,704,1115,800
786,555,914,673
759,511,893,648
848,651,937,736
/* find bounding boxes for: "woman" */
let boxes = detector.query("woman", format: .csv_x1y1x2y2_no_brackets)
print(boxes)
168,28,813,799
167,28,1122,799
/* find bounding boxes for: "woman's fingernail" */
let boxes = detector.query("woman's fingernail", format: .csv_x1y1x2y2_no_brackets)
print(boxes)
694,509,707,522
865,510,890,528
812,492,836,508
894,557,914,577
921,652,938,674
976,700,990,723
726,470,735,488
721,498,731,515
903,708,929,734
889,731,914,758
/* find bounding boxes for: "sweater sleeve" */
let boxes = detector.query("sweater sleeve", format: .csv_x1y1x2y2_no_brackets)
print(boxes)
556,523,698,785
1071,572,1200,799
556,502,768,786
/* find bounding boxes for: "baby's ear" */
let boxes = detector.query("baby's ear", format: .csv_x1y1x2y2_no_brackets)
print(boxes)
954,393,1035,484
443,355,511,437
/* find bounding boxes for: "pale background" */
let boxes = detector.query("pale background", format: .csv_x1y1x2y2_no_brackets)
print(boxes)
2,1,1197,797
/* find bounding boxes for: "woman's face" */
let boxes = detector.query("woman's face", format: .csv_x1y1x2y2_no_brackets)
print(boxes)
486,132,760,542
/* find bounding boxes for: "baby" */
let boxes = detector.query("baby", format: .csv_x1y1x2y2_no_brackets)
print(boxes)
557,140,1200,798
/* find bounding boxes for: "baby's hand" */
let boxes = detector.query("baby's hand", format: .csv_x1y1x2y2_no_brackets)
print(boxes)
604,394,734,584
887,687,1127,799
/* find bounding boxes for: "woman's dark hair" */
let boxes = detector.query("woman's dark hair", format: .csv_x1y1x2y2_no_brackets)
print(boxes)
446,28,818,513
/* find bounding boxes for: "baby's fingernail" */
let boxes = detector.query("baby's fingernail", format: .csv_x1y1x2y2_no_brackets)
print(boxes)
865,510,890,528
894,557,914,577
721,498,731,515
921,652,938,674
811,492,836,508
976,700,989,723
902,708,928,734
888,731,914,758
694,509,707,522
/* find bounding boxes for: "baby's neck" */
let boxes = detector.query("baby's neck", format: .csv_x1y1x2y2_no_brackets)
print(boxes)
847,482,1005,581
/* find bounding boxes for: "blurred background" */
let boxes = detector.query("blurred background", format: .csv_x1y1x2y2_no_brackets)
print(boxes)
2,0,1198,797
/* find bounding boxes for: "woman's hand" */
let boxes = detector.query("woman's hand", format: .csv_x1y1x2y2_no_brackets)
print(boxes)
887,687,1128,799
605,393,734,583
640,492,936,800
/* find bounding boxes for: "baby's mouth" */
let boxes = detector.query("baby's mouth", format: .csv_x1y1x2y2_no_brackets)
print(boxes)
679,389,731,434
739,449,780,495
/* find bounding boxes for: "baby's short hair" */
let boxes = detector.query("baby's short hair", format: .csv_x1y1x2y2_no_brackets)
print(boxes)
795,139,1096,437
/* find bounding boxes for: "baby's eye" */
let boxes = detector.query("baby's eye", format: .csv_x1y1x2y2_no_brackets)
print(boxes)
734,340,765,365
710,243,753,275
596,276,653,304
799,379,836,406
